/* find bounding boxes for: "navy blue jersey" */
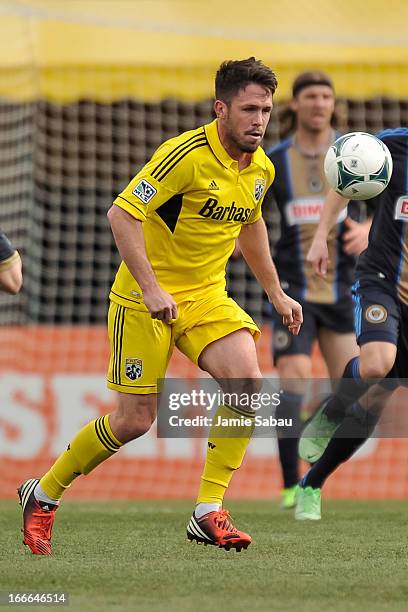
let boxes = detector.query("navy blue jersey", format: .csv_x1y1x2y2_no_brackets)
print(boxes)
265,135,360,304
356,128,408,304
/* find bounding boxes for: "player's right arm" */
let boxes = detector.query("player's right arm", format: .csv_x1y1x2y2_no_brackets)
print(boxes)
0,231,22,294
107,206,177,323
108,132,200,322
307,189,349,276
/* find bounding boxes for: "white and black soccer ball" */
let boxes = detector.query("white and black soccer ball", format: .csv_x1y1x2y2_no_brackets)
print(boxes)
324,132,393,200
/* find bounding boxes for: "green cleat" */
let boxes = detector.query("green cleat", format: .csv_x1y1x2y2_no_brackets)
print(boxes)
295,486,321,521
298,399,340,463
280,485,299,510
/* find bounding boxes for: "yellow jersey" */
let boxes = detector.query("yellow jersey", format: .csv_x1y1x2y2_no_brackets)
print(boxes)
110,119,275,307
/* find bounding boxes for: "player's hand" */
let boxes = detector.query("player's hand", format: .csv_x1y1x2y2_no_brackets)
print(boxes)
343,217,371,256
307,235,329,276
270,292,303,336
142,286,178,324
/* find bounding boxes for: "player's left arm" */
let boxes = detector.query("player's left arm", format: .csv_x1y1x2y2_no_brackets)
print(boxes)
239,217,302,335
0,231,22,295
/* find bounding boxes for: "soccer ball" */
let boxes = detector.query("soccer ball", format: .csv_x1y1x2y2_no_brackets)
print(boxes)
324,132,393,200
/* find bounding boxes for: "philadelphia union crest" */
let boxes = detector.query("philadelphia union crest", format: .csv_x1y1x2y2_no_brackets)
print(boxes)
125,358,143,380
254,178,266,201
364,305,388,324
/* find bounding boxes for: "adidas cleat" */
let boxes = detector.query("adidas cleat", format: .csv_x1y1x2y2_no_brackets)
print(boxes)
187,509,251,552
18,479,58,555
298,398,340,463
295,485,321,521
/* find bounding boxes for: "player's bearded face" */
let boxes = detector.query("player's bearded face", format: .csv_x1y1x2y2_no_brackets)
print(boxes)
220,84,273,154
292,85,335,133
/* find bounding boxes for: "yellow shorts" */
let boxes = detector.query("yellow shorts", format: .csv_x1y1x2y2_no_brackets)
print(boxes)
107,293,260,394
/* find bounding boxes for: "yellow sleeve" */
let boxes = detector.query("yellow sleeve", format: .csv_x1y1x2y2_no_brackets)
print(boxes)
245,160,275,224
113,135,199,221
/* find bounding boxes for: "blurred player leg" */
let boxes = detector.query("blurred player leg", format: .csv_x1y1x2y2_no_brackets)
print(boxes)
296,384,391,520
300,286,398,462
297,286,400,518
271,304,315,507
275,355,311,508
298,327,359,463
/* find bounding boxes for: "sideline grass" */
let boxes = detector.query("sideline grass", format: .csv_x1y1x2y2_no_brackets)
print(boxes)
1,500,408,611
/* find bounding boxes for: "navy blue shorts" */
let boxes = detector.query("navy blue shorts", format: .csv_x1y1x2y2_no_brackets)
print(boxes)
270,291,355,364
352,277,408,379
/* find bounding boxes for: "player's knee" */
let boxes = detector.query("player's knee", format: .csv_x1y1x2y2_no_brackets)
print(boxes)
129,411,155,439
113,396,156,442
277,360,309,380
359,356,394,380
220,372,263,398
246,373,263,396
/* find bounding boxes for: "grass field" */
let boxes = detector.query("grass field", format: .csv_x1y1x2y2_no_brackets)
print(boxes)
1,499,408,611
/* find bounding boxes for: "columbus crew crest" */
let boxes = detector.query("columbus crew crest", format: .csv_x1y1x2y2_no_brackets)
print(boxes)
125,357,143,380
254,178,266,201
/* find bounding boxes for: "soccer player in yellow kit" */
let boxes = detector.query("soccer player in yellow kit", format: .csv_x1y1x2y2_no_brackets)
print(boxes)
19,58,302,555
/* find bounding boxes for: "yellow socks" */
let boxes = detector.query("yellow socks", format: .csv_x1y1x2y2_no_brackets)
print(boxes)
40,404,254,505
40,415,122,501
197,404,255,506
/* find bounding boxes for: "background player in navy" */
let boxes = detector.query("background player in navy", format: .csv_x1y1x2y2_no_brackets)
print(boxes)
296,128,408,519
263,71,371,508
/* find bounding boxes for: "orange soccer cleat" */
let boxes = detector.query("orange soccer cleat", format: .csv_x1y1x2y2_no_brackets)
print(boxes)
187,508,251,552
17,479,58,555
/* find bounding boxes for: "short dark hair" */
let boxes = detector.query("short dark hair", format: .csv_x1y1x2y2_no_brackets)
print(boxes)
215,57,278,104
292,70,334,98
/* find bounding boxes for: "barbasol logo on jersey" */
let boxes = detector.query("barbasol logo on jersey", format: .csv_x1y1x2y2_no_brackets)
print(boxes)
198,198,254,223
394,196,408,222
285,197,347,226
132,179,157,204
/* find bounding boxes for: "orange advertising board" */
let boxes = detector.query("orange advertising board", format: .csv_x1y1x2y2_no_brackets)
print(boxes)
1,326,407,500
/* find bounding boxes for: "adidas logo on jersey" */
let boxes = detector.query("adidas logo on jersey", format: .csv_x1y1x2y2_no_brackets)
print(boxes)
208,180,219,190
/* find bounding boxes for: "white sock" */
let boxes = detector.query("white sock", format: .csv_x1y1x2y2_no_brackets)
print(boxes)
195,502,220,519
34,483,59,506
